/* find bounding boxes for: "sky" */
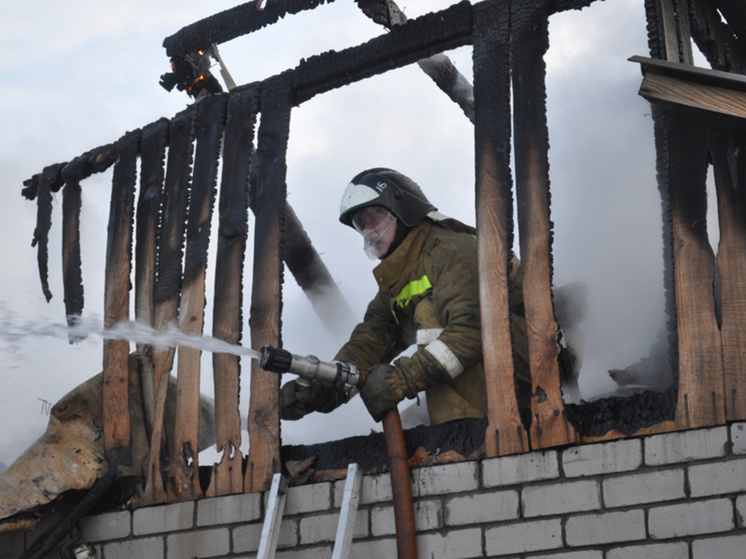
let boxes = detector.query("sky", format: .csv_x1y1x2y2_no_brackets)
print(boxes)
0,0,705,470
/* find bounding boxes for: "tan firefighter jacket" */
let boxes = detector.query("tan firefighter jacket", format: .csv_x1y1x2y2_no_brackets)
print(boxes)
335,216,530,425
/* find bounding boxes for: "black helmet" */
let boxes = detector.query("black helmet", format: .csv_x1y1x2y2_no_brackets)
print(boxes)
339,168,436,229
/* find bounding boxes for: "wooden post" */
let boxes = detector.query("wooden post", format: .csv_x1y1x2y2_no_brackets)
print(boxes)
472,0,528,457
167,95,226,502
710,125,746,421
245,74,292,493
103,130,140,470
511,0,577,449
135,118,169,434
667,114,725,428
207,86,259,498
138,106,197,506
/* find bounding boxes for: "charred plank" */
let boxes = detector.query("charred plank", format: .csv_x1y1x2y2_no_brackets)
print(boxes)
246,73,292,492
103,130,140,470
472,0,528,457
209,86,259,498
29,164,65,303
168,94,227,502
163,0,335,57
292,2,473,104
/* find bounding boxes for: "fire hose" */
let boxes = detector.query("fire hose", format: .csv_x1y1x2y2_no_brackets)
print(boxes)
259,346,417,559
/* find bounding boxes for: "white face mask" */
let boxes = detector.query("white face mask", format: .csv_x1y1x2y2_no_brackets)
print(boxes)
353,207,397,260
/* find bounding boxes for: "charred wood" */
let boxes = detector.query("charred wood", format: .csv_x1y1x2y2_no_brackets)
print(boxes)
689,0,746,73
103,130,140,470
292,2,473,104
168,94,226,502
357,0,474,123
28,165,65,303
209,86,259,498
163,0,335,57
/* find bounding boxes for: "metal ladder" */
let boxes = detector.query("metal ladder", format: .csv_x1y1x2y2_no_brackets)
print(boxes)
256,463,363,559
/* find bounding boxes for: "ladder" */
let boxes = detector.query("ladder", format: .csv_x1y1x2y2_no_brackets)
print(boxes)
256,463,363,559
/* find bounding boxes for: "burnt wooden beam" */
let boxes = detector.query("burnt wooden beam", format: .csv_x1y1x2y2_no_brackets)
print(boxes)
60,176,83,337
134,118,170,433
708,124,746,421
246,73,292,493
511,0,577,449
103,130,140,470
358,0,475,123
167,94,226,502
292,1,473,104
162,0,335,57
60,145,118,340
708,0,746,59
28,164,65,303
139,106,197,506
208,86,260,498
690,0,746,73
472,0,528,457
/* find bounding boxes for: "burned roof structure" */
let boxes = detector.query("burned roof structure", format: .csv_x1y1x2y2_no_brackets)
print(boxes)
6,0,746,550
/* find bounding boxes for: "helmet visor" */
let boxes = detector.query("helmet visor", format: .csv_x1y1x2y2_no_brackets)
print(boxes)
352,206,394,235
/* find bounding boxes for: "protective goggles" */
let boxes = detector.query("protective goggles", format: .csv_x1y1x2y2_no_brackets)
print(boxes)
351,206,395,235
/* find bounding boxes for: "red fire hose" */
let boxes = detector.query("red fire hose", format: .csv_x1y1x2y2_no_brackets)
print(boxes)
258,346,418,558
382,408,418,559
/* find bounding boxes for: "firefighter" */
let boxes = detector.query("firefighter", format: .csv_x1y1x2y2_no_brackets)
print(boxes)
280,168,531,424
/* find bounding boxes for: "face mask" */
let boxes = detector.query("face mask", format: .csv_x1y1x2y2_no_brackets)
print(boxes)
353,207,397,260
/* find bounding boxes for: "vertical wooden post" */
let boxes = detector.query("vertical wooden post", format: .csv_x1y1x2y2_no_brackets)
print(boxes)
667,114,725,429
167,95,226,502
135,118,169,434
207,87,259,498
511,0,577,449
103,130,140,470
245,74,292,493
710,125,746,421
138,106,197,506
709,126,746,420
472,1,528,457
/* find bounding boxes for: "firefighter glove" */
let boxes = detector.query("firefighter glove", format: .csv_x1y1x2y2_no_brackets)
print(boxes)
360,363,412,422
279,379,329,420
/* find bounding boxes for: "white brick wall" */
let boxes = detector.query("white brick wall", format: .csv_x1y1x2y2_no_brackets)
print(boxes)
4,422,746,558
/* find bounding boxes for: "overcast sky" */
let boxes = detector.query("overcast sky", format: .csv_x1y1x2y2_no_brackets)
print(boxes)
0,0,695,469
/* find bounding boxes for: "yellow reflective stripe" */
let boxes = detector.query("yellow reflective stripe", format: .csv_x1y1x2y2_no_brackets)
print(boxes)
395,275,432,309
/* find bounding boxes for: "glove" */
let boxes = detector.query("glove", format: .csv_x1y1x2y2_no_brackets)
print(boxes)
279,380,329,420
360,363,411,422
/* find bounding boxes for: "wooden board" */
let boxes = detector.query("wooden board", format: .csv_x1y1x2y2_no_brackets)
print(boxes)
135,118,169,433
245,74,292,493
709,125,746,420
639,72,746,120
472,0,528,457
511,0,577,450
666,114,725,428
61,177,83,337
138,107,197,506
167,95,226,502
102,130,140,469
207,86,259,498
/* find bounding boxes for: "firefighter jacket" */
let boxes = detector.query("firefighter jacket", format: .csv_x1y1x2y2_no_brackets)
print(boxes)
335,216,530,425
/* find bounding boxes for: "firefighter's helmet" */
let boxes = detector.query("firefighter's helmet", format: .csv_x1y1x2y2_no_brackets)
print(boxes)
339,168,436,229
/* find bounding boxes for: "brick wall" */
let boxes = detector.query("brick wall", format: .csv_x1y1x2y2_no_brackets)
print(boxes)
4,422,746,558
